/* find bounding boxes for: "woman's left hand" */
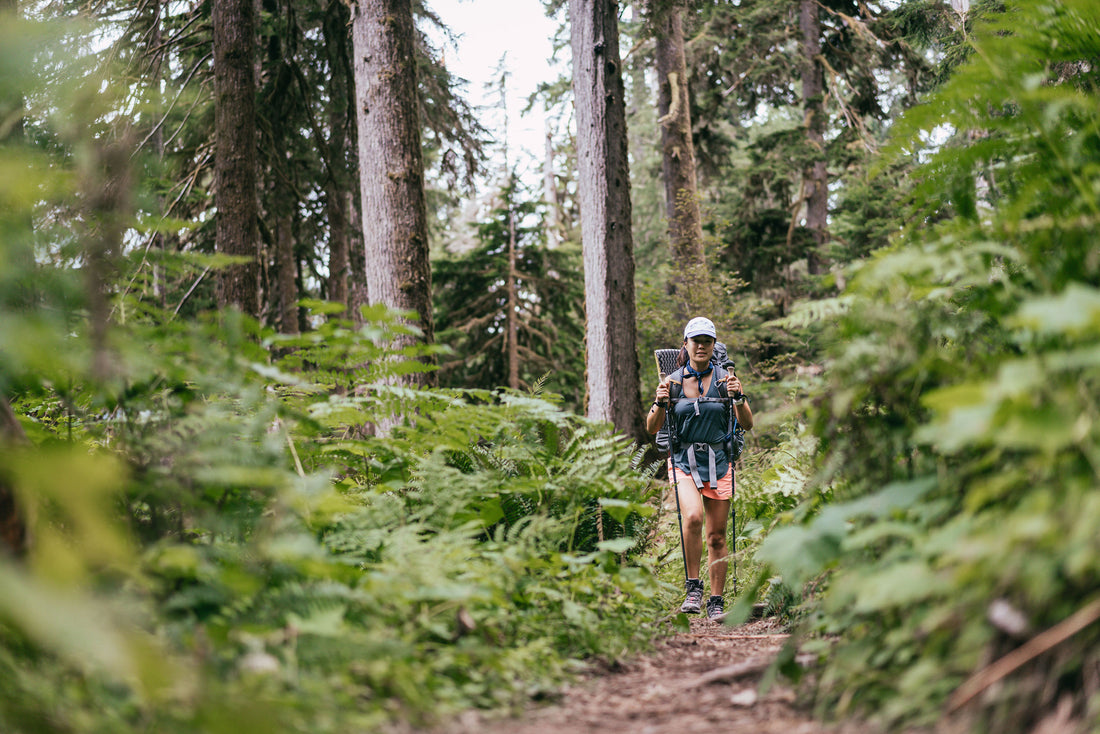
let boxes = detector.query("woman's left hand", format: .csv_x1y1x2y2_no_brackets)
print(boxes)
725,374,744,397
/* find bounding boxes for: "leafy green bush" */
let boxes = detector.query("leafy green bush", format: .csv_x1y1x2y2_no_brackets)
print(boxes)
2,301,665,733
756,2,1100,731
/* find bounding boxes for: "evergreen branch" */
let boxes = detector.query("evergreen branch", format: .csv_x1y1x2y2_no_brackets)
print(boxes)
818,54,877,153
515,345,544,362
172,265,211,318
458,311,499,334
159,5,206,51
164,147,212,220
161,81,210,153
133,52,212,158
287,55,339,190
815,0,881,45
721,60,758,98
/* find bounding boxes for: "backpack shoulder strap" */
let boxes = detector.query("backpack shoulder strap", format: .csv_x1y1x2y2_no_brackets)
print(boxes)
712,364,740,442
713,364,729,398
668,367,684,400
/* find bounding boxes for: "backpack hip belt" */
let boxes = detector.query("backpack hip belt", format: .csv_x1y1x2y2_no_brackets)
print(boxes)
685,440,727,490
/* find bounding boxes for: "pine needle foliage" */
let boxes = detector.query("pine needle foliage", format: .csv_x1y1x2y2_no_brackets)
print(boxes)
433,176,586,410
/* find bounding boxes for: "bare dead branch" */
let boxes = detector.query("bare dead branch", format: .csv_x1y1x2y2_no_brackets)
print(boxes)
948,598,1100,713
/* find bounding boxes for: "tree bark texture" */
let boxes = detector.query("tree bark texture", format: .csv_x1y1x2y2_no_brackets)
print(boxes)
324,0,352,314
266,16,300,336
351,0,435,366
569,0,646,441
543,120,560,249
0,0,28,558
654,0,704,268
145,0,168,308
326,183,351,311
799,0,828,275
0,397,29,558
82,139,133,382
506,202,519,390
274,208,299,332
213,0,261,317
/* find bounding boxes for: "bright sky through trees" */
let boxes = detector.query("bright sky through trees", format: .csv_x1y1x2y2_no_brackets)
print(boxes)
427,0,563,179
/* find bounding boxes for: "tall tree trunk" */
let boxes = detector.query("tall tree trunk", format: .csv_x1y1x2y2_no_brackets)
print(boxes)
543,119,560,249
324,179,351,312
83,139,133,382
325,183,351,310
213,0,261,317
351,0,434,377
653,0,706,288
145,0,168,308
626,4,661,264
506,191,520,390
323,0,351,314
569,0,646,442
273,206,298,332
348,202,368,326
267,12,299,335
0,0,29,558
799,0,828,276
0,398,28,558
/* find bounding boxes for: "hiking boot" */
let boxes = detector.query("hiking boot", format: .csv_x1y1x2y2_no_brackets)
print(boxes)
706,595,725,620
680,578,704,614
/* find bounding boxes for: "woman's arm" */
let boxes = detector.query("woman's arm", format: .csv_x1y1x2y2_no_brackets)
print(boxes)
645,378,670,434
734,400,754,431
726,373,754,430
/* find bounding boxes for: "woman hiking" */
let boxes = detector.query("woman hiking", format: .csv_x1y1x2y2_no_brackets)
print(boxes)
646,317,754,619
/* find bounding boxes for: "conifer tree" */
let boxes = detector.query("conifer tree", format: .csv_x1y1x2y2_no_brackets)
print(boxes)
213,0,261,317
687,0,936,298
352,0,434,377
0,0,28,558
322,0,354,315
569,0,646,440
650,0,708,305
434,178,586,408
798,0,828,275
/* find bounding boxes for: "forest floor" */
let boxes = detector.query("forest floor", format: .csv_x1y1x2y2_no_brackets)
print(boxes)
428,615,875,734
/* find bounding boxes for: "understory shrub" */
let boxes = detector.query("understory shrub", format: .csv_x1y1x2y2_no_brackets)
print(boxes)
2,305,665,733
755,2,1100,731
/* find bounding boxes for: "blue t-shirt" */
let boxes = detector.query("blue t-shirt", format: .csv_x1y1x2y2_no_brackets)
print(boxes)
668,368,730,482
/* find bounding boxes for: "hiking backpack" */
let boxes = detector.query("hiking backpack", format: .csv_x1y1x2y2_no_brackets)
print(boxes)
655,341,746,462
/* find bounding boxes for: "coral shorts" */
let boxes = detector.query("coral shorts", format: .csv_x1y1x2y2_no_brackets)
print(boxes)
666,459,733,501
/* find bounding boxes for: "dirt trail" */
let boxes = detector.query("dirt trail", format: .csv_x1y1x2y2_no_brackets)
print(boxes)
436,616,857,734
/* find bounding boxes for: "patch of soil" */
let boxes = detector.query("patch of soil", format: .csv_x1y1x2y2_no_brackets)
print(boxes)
435,616,864,734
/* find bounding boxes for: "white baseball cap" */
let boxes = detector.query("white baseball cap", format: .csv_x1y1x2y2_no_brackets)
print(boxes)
683,317,716,340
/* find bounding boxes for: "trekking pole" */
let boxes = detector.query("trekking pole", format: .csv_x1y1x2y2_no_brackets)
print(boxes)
653,351,690,586
731,472,738,596
722,359,738,596
666,398,690,584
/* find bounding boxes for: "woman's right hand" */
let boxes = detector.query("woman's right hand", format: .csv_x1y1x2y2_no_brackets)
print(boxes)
654,378,670,405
